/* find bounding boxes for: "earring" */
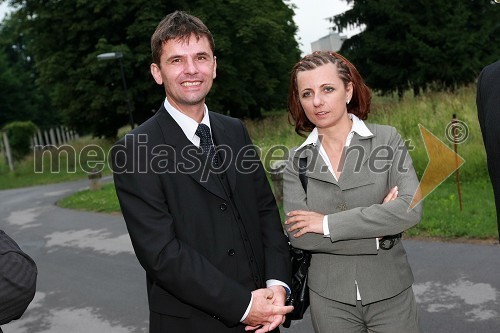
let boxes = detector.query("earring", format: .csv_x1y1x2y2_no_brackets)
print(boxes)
347,100,350,104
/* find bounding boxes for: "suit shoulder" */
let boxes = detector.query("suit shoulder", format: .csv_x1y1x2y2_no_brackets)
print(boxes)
288,145,305,158
209,111,243,127
365,122,395,133
365,123,398,136
365,123,400,143
113,112,162,146
483,60,500,75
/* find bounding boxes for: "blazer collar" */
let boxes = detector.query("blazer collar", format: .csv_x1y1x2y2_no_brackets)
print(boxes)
294,131,375,190
210,114,237,192
338,133,375,189
297,114,373,150
154,104,192,148
154,105,227,199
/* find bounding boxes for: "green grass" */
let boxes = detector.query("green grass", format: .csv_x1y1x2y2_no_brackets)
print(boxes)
406,178,497,240
57,182,121,213
0,133,123,190
366,86,488,182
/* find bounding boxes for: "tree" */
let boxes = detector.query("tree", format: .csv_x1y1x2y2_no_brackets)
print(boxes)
195,0,300,118
1,0,300,138
1,121,38,161
0,50,27,126
1,0,185,138
0,12,53,129
332,0,500,97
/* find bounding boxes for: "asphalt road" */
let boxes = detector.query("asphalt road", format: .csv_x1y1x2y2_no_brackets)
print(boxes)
1,178,499,333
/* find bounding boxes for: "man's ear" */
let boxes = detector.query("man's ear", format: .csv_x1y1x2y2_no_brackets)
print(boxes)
212,56,217,79
150,63,163,85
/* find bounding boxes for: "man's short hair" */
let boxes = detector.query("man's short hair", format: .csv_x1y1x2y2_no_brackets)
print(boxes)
151,10,215,65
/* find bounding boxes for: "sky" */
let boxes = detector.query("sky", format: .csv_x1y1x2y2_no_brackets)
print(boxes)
289,0,358,54
0,0,358,55
0,2,9,21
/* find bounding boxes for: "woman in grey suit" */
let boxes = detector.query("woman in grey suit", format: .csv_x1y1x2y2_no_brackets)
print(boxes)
283,51,423,333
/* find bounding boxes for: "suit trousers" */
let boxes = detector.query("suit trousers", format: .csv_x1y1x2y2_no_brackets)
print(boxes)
309,287,421,333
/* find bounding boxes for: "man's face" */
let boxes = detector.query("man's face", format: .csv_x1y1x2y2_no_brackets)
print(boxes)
151,34,216,116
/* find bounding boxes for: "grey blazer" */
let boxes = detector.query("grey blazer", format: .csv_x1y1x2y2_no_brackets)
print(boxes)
283,123,422,305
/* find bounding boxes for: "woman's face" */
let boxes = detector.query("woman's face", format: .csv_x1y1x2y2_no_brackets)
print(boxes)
296,63,352,130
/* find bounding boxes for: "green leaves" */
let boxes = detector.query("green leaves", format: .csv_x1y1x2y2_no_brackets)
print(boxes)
1,121,37,161
1,0,300,138
332,0,500,97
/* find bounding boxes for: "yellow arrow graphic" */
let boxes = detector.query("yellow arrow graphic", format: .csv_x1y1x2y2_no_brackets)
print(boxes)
410,124,465,209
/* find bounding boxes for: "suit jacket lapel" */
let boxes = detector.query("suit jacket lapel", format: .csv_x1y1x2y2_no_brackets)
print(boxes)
294,132,376,190
154,106,226,199
339,133,375,190
295,145,338,185
210,114,237,192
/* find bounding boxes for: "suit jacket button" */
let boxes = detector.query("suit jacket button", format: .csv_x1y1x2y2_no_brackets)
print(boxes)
337,202,348,211
227,249,235,256
220,203,227,211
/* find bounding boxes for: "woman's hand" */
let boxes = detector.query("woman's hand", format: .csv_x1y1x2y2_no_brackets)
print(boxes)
285,211,325,237
286,187,398,239
383,186,398,203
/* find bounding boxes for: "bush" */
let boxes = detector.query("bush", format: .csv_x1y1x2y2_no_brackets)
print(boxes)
2,121,38,161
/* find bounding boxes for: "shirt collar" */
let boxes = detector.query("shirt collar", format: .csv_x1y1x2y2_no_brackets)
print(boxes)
350,113,372,137
296,113,373,150
163,97,210,142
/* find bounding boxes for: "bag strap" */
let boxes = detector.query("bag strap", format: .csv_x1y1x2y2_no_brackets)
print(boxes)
298,157,308,193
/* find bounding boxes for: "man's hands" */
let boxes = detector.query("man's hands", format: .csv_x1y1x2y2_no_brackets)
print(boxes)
243,287,292,333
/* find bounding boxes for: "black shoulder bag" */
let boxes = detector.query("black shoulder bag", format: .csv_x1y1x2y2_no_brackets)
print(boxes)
283,158,312,328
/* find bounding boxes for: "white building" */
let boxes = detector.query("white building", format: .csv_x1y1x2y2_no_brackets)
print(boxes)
311,30,347,52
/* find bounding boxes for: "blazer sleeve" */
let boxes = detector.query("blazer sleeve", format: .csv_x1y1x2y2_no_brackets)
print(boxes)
283,156,378,255
0,230,37,325
476,66,486,138
238,121,292,285
327,127,422,241
111,139,250,326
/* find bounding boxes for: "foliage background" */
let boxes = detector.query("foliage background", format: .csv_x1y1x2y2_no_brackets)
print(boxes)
333,0,500,97
1,0,498,139
1,120,37,160
0,0,300,138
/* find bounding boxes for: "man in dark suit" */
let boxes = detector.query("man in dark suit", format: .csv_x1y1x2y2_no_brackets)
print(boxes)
477,60,500,243
0,230,37,333
111,11,292,333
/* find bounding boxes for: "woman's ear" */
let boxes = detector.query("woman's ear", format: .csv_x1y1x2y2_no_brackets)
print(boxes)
346,81,353,102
